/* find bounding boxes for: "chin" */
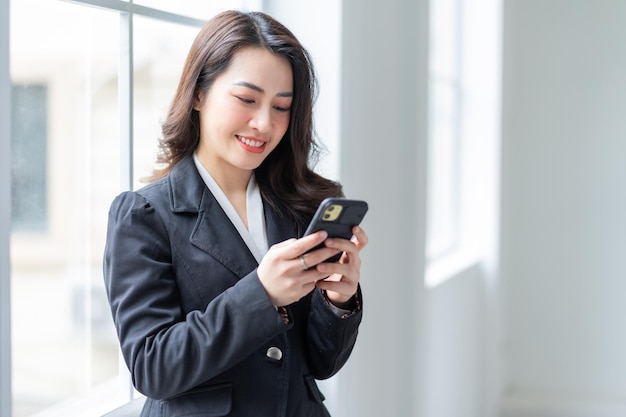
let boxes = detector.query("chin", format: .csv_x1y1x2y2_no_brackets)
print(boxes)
236,159,265,171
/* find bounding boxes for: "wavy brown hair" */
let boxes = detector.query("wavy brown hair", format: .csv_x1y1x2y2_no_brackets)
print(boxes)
148,10,342,229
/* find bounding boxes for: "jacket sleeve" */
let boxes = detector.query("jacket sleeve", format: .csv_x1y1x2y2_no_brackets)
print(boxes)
103,192,289,399
305,285,363,380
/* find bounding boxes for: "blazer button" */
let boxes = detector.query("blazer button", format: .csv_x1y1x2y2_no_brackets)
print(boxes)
266,346,283,362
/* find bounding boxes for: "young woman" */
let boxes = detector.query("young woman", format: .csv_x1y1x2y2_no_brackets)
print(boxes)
104,10,367,417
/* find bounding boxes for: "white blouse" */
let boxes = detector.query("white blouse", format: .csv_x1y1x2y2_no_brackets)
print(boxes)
193,152,268,264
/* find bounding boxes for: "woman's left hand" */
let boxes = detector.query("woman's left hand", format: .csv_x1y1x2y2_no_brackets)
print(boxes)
314,225,368,308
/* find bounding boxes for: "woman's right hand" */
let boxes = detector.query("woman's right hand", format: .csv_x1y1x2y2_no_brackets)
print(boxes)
257,231,341,307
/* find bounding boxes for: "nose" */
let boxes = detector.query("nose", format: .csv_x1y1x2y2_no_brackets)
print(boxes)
249,107,271,134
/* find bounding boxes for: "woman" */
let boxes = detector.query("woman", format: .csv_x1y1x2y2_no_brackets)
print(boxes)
104,10,367,417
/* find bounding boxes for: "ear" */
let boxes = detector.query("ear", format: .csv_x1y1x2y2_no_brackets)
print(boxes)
193,90,205,111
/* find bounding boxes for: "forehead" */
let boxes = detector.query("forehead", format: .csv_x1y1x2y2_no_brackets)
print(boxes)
219,46,293,93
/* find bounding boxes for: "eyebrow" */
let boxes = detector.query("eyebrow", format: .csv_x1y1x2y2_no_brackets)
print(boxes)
233,81,293,98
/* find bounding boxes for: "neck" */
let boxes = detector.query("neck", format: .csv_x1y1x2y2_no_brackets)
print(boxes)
213,169,252,196
195,152,252,196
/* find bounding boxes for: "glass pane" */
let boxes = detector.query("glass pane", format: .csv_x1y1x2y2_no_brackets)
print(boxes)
131,17,201,188
427,0,461,260
11,85,47,231
426,81,459,258
10,1,124,416
429,0,459,79
132,0,251,19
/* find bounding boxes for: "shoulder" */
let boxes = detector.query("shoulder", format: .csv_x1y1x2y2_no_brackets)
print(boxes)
108,178,168,217
110,153,202,216
135,177,171,208
106,190,165,237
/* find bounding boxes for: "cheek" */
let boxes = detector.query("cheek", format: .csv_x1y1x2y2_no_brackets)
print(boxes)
274,114,291,136
205,113,244,138
203,97,249,124
200,101,248,132
221,104,251,125
267,116,289,151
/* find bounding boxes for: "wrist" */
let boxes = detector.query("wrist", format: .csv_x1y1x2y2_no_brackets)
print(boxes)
321,289,360,318
326,293,353,309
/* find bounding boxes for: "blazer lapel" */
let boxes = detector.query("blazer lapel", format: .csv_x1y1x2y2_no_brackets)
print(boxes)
168,156,258,278
264,200,297,246
194,192,262,278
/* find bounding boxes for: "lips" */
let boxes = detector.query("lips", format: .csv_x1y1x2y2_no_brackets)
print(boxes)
236,135,267,153
237,135,265,148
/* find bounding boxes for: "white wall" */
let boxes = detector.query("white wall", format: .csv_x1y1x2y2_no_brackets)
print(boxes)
425,0,503,415
336,1,430,416
500,1,626,416
267,1,502,416
426,263,490,417
261,0,342,181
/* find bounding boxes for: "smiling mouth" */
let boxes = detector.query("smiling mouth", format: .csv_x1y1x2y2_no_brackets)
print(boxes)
237,135,265,148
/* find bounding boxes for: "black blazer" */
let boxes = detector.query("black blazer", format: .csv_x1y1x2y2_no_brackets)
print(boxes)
103,156,362,417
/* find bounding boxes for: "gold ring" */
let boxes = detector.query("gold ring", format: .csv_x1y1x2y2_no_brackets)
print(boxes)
299,254,309,271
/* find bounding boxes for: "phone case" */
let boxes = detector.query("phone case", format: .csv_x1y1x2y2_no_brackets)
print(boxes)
303,198,368,262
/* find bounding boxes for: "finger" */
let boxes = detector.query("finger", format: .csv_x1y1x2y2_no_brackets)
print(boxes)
351,226,368,249
269,232,327,260
316,259,356,279
315,279,357,299
301,279,317,294
284,231,329,258
324,237,358,258
298,247,342,269
297,253,311,271
270,238,297,250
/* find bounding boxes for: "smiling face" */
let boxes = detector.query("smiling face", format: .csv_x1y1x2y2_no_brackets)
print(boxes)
194,46,293,184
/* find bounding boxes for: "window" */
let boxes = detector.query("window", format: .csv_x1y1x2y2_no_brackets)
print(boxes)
11,84,48,232
425,0,502,287
4,1,257,415
427,0,462,261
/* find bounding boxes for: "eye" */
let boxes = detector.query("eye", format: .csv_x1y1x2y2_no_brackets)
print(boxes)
273,105,291,113
235,96,255,104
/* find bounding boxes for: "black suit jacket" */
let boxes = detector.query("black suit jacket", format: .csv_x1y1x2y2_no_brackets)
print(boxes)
103,156,362,417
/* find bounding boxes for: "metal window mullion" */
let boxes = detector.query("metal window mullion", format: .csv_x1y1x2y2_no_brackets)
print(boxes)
62,0,205,27
0,0,12,414
118,9,136,400
120,11,134,191
451,0,464,252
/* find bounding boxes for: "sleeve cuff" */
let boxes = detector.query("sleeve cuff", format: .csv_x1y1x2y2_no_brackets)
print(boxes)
320,289,361,319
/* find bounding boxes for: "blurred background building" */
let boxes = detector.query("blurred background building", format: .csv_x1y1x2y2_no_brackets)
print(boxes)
1,0,625,416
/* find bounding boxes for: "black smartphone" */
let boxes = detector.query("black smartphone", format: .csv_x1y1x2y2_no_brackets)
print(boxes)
303,198,368,263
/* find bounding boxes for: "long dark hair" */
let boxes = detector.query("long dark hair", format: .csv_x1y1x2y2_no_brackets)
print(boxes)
148,10,343,229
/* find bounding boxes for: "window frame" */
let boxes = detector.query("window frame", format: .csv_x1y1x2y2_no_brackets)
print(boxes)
424,0,502,288
426,0,464,262
1,0,13,416
63,0,207,191
1,1,257,415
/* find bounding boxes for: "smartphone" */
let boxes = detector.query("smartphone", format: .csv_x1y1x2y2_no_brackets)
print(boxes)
303,198,368,263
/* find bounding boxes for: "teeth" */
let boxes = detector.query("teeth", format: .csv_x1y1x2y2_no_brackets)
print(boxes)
238,136,264,147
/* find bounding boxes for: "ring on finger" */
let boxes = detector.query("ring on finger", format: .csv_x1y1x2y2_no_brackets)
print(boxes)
299,254,309,271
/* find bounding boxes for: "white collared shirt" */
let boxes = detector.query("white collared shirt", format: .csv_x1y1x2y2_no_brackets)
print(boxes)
193,152,268,264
